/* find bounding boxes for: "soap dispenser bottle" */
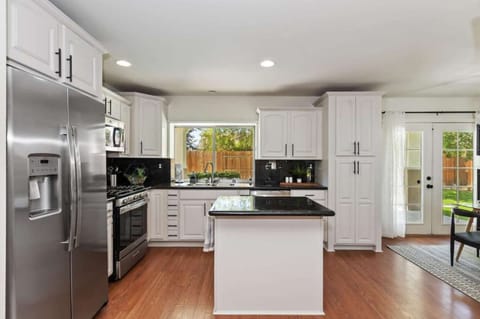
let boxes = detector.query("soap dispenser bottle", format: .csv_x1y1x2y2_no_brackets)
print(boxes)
306,164,313,183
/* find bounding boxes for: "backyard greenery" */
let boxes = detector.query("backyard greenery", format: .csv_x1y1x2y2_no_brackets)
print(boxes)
442,188,473,216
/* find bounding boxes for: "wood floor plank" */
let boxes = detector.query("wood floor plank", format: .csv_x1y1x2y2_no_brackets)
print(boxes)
95,236,480,319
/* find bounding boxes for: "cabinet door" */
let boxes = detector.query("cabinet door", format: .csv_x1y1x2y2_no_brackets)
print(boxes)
109,98,122,120
290,111,317,158
179,200,206,240
8,0,60,79
138,98,161,156
355,159,376,244
259,111,288,158
335,159,356,244
355,96,380,156
335,96,356,156
120,103,131,155
63,27,102,97
148,190,167,241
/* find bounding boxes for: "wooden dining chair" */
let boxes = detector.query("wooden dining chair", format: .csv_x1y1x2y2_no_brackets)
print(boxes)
450,208,480,266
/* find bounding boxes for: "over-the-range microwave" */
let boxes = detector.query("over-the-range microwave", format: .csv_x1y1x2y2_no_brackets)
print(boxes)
105,117,125,152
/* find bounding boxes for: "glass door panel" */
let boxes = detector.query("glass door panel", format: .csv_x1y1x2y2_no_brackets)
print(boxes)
405,124,433,234
433,124,474,234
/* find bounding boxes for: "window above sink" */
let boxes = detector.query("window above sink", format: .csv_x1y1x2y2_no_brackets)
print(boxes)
172,124,255,183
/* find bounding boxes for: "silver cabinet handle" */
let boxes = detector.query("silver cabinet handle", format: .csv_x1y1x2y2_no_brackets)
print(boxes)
292,144,294,156
353,161,356,175
204,202,207,216
284,144,287,156
140,141,143,154
72,126,82,248
357,161,360,175
357,142,360,156
354,141,357,155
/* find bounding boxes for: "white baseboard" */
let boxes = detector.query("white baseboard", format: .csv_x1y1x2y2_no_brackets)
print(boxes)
148,241,204,248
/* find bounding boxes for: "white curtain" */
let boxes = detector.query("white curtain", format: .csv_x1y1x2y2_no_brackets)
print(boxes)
381,111,406,238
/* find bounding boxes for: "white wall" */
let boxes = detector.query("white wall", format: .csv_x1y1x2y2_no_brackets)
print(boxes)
167,96,319,122
1,0,7,317
384,97,480,112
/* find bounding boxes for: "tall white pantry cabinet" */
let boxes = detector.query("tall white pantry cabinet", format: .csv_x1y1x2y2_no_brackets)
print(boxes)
316,92,383,252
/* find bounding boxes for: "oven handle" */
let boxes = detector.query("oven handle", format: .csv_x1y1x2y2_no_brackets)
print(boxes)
119,198,148,215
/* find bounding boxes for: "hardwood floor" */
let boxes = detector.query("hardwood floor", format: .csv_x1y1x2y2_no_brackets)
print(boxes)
96,236,480,319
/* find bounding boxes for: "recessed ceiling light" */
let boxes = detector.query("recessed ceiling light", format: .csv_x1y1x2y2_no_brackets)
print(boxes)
116,60,132,67
260,60,275,68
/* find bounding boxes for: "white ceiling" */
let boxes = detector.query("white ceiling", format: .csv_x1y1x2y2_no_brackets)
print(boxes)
51,0,480,96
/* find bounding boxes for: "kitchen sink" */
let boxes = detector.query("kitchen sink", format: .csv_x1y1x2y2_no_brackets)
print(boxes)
173,181,252,188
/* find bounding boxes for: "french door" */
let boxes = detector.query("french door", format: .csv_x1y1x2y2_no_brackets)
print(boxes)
405,123,474,235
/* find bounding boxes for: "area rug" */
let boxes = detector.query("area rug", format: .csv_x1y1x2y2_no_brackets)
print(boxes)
388,244,480,302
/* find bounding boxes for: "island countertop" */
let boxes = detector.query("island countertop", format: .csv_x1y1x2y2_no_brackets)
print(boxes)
209,195,335,217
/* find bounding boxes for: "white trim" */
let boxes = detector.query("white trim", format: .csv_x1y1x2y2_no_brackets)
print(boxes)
405,113,475,123
1,0,6,317
120,91,167,103
147,241,203,247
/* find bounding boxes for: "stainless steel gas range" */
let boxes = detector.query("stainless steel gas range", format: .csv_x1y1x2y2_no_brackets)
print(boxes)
107,186,149,280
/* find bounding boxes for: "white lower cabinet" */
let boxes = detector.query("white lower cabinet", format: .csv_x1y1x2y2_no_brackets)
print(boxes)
148,189,248,244
335,158,375,245
147,190,167,241
179,200,208,240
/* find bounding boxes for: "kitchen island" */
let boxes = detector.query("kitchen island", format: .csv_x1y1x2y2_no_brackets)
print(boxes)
209,195,334,316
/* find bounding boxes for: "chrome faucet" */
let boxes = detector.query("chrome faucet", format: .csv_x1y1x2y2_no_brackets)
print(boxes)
203,162,215,185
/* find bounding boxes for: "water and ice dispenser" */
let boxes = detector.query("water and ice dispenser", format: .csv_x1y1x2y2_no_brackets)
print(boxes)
28,154,61,219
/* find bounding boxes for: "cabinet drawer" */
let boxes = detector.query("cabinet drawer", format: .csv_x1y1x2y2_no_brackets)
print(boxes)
167,209,178,217
167,216,178,226
179,189,218,200
291,189,326,200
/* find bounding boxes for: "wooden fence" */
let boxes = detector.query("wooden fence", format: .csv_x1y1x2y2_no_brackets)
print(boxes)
186,150,253,179
443,157,472,187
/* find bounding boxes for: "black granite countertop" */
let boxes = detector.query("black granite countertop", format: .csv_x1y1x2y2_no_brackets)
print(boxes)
209,196,335,216
149,183,328,190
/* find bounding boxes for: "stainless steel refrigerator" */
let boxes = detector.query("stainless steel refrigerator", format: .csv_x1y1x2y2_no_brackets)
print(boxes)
6,66,108,319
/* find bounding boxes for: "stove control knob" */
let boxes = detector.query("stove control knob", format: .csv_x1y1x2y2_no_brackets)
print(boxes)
122,199,127,205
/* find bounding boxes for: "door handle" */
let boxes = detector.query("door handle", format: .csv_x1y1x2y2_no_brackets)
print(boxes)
357,142,360,156
63,125,76,252
353,141,357,155
357,161,359,175
140,141,143,154
353,161,356,174
55,48,62,77
426,184,433,189
66,55,73,82
72,126,83,248
109,100,112,115
292,144,294,156
285,144,287,156
204,203,207,216
103,98,108,114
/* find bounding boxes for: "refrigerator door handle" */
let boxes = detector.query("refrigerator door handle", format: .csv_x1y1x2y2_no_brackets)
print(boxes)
60,125,77,251
72,126,83,248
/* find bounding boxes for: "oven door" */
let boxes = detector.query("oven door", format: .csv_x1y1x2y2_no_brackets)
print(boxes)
118,198,148,259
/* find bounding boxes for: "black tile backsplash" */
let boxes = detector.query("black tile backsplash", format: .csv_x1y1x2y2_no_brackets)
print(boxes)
107,157,171,187
255,160,316,186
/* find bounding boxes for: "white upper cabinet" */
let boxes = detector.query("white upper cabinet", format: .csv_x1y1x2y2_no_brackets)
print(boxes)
334,95,381,157
122,92,167,157
290,110,318,158
259,111,289,158
102,88,125,120
7,0,106,97
258,109,322,159
63,26,102,97
8,0,60,78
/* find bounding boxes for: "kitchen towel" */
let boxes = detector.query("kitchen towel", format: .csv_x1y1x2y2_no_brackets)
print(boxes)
203,216,214,252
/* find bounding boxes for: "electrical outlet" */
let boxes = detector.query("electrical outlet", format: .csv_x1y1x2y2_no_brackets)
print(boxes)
158,163,162,168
